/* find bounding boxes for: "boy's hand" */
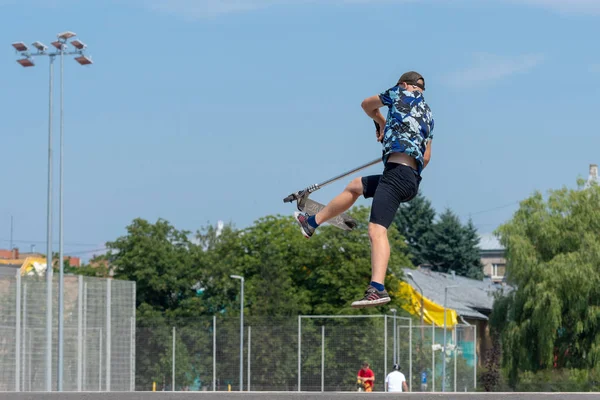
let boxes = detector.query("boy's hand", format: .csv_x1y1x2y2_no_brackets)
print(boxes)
374,121,385,142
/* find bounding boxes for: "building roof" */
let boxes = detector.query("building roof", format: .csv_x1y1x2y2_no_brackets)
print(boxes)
478,233,504,251
403,267,511,321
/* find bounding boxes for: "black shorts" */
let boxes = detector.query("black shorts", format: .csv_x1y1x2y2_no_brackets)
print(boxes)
361,162,421,229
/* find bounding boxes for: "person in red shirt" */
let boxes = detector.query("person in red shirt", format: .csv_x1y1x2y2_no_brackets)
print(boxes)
357,361,375,392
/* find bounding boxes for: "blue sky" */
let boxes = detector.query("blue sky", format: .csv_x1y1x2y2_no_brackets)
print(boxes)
2,0,599,260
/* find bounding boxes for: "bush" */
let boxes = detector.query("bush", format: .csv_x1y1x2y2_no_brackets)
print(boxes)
514,368,600,392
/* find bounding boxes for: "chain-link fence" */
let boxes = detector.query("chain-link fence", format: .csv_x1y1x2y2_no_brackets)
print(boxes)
136,314,477,393
0,271,476,394
0,273,136,392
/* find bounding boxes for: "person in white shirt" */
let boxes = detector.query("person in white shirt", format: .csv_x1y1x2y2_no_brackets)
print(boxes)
386,364,409,393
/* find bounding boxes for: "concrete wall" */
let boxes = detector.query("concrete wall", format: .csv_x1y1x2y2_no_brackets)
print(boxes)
1,392,600,400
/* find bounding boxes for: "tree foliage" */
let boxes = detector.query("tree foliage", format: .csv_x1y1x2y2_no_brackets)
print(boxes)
491,180,600,387
426,209,483,279
395,195,483,279
394,192,435,266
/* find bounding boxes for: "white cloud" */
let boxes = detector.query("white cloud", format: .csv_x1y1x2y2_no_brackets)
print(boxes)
445,53,545,88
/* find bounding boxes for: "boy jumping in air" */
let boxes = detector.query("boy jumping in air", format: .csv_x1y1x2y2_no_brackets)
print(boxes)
294,71,435,308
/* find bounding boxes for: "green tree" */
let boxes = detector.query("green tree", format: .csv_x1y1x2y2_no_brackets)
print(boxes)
105,218,209,389
427,209,483,278
394,191,435,266
108,218,204,313
491,180,600,388
463,219,484,279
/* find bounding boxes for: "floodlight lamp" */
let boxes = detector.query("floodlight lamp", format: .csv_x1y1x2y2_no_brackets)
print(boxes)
70,39,86,50
51,41,65,50
32,41,48,52
12,42,28,52
57,31,76,40
17,58,34,67
74,55,93,66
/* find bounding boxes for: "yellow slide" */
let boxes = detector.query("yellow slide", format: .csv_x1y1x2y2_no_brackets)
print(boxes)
397,281,458,328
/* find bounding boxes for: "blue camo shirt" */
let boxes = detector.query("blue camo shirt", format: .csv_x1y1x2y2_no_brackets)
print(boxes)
378,86,435,174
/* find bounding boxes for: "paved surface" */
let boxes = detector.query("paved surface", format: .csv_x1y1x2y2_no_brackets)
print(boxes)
2,393,600,400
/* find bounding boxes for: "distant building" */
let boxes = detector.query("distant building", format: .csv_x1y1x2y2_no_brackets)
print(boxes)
403,266,511,367
478,234,506,283
0,247,81,272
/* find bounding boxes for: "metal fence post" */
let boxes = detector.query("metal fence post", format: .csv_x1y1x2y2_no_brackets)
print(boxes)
15,271,21,392
392,313,397,365
297,316,301,392
409,318,413,392
172,326,176,391
131,281,136,392
247,325,251,392
431,324,435,392
28,332,32,391
384,314,387,391
22,282,27,391
130,317,135,391
321,325,325,392
98,330,102,391
83,282,87,390
77,276,83,391
213,316,216,392
106,279,111,391
473,325,477,390
454,327,457,392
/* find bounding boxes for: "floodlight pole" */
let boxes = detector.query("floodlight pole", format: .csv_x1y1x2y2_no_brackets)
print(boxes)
57,40,65,392
12,33,91,392
45,53,55,394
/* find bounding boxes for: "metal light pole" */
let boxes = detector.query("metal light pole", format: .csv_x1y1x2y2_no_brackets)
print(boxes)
12,33,92,392
442,285,458,393
230,275,245,391
390,308,397,366
407,273,424,340
407,272,425,391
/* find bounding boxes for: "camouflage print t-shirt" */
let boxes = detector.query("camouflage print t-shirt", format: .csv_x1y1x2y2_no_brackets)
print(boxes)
378,86,434,174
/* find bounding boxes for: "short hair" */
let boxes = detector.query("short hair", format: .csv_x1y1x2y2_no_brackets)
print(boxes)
397,71,426,90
